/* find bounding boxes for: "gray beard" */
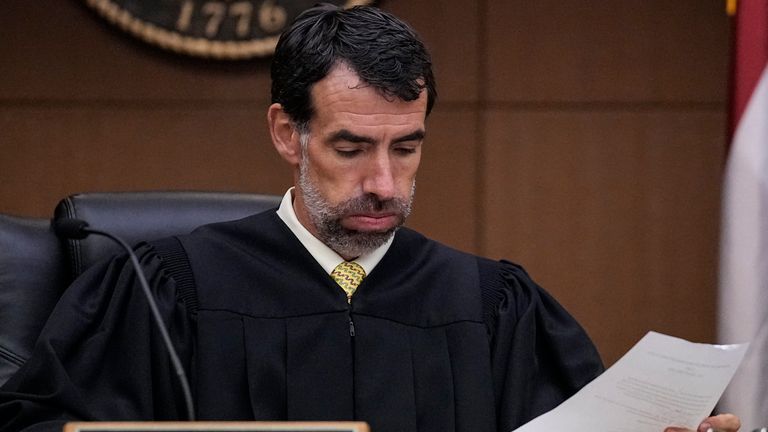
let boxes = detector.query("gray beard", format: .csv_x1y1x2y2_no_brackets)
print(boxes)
298,158,415,259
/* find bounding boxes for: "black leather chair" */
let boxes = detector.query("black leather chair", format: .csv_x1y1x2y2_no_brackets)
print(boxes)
0,191,281,386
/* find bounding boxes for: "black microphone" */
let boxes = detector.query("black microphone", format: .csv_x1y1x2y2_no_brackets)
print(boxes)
53,218,196,421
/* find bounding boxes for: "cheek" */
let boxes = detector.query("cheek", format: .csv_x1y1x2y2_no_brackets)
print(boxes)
306,149,349,184
310,162,364,199
397,156,421,182
393,161,419,195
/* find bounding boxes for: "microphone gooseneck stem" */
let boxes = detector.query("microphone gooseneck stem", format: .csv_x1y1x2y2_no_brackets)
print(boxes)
85,227,196,421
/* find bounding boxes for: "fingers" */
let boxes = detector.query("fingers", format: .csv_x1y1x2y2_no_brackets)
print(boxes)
662,413,741,432
698,413,741,432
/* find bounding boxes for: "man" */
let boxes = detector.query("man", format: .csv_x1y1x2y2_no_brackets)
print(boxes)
0,5,741,432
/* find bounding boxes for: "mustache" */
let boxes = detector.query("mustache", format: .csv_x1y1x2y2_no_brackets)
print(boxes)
333,193,411,215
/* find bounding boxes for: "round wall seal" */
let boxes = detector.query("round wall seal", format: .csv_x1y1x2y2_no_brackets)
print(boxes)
84,0,374,60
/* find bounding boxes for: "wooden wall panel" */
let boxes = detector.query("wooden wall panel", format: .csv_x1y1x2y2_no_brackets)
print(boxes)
0,1,271,102
486,0,729,103
483,109,725,363
0,107,288,217
405,109,479,253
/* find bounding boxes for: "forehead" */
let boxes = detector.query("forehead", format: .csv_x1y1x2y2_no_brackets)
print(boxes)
309,64,428,128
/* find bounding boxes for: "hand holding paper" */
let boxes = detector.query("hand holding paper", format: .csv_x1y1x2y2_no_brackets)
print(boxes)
513,332,748,432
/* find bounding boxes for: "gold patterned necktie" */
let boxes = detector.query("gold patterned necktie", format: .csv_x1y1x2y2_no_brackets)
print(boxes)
331,261,366,303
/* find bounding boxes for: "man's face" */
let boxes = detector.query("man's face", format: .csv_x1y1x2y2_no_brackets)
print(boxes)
293,64,427,259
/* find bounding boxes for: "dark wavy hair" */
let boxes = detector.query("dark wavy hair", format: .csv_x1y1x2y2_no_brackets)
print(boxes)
271,4,437,130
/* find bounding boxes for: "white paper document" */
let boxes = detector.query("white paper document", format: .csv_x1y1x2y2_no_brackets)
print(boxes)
513,332,749,432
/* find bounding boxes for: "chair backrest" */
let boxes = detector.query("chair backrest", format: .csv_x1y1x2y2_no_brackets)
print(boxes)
0,214,67,385
0,191,281,386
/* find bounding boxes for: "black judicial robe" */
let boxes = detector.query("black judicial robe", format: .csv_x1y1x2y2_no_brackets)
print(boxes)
0,210,603,432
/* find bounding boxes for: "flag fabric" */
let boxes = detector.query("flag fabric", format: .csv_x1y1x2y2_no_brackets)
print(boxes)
717,0,768,430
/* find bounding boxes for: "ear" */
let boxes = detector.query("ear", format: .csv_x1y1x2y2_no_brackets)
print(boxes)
268,103,302,166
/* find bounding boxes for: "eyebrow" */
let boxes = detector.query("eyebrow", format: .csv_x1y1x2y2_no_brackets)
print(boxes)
328,129,426,145
393,130,426,144
328,129,375,144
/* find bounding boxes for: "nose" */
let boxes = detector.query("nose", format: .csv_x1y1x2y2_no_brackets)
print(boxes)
362,152,396,200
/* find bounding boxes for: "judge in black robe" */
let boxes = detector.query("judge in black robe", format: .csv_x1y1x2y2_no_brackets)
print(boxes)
0,208,604,432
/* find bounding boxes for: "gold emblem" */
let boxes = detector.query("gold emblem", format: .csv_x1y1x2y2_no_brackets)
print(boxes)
84,0,374,60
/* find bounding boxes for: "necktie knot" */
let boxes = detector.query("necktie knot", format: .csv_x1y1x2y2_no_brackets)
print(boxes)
331,261,366,303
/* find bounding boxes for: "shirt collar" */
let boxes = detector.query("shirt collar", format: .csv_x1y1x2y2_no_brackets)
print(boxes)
276,188,392,275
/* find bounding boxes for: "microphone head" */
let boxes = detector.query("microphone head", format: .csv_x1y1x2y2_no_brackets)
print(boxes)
53,218,91,240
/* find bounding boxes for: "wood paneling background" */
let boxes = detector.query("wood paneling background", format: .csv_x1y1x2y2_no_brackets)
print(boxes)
0,0,729,364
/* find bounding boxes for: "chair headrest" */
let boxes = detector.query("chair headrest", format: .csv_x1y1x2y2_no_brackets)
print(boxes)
53,191,281,278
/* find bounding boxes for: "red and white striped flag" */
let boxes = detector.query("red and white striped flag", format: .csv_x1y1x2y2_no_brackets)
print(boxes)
717,0,768,429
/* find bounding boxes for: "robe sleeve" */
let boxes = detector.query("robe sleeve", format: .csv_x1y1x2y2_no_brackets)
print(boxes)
479,259,604,432
0,244,195,432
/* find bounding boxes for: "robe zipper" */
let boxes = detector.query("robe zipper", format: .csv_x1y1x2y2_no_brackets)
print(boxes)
348,298,356,337
348,299,356,418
